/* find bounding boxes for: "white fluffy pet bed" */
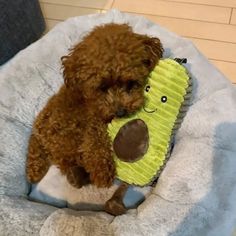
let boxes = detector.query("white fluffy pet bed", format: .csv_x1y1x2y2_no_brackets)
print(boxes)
1,10,236,236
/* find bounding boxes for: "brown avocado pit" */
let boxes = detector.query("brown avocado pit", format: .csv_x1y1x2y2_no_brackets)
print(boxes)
113,119,149,162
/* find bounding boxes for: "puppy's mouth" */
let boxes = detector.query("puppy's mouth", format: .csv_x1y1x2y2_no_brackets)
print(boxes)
104,112,129,123
105,115,115,123
143,106,157,113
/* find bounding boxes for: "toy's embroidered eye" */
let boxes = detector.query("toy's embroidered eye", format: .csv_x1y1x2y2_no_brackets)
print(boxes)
145,85,150,92
161,96,167,103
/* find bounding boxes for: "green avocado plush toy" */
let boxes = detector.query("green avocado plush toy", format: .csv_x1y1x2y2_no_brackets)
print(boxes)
108,58,192,186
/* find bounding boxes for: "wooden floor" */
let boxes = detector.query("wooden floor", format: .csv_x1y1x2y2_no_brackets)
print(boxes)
39,0,236,85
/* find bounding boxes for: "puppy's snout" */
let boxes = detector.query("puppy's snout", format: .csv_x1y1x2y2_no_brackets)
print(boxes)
116,108,127,117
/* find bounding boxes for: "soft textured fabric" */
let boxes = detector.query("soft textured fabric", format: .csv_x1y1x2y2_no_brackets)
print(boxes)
0,9,236,236
108,58,191,186
29,165,151,210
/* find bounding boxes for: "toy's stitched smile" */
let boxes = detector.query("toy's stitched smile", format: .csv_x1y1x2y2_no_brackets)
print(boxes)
143,106,157,113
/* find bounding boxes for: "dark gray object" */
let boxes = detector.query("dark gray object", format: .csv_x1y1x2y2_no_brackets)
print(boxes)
0,0,45,65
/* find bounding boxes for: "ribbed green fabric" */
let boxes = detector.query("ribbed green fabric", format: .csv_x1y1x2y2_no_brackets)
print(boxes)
108,59,191,186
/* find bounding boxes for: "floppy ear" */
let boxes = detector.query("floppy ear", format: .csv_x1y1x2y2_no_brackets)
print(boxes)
61,44,89,89
61,52,80,89
142,37,163,69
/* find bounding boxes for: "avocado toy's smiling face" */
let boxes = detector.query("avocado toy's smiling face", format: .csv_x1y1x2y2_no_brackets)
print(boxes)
142,59,189,125
143,83,168,114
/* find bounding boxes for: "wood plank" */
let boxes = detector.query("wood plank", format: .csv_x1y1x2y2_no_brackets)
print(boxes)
188,38,236,63
231,8,236,24
165,0,236,8
40,3,100,21
211,60,236,83
113,0,231,23
40,0,113,10
45,19,61,31
139,14,236,43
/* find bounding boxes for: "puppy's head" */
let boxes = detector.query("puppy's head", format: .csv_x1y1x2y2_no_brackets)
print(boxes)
62,24,163,122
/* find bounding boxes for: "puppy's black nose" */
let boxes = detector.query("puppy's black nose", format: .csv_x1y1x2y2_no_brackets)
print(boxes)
116,108,127,117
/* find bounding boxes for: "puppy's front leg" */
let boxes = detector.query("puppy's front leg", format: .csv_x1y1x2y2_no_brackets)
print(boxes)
26,134,50,183
78,120,116,188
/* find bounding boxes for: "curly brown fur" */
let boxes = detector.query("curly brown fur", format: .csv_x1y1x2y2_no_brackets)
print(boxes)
26,23,163,190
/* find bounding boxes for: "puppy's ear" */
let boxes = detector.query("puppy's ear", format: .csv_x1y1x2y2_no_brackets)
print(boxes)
61,53,79,89
61,45,88,89
142,37,163,69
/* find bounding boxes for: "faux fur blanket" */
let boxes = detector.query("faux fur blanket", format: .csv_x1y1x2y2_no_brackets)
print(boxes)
0,9,236,236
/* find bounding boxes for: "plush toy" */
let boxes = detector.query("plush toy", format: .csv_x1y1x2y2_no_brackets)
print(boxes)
108,58,192,186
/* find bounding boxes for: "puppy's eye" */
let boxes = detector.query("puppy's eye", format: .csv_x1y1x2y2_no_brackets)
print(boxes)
99,83,110,92
142,59,152,67
145,85,151,92
126,80,140,92
161,96,167,103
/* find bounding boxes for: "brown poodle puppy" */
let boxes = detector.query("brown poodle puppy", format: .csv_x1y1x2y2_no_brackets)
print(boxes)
26,23,163,202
